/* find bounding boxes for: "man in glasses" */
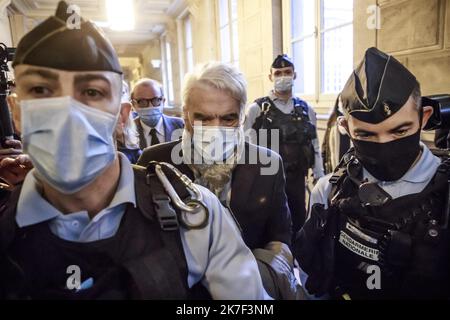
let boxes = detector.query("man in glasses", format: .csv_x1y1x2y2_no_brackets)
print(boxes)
131,79,184,149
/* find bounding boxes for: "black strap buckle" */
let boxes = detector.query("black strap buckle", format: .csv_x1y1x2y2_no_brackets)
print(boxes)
329,167,346,185
152,194,179,231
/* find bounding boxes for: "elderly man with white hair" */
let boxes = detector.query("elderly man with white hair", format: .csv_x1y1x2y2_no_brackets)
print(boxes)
138,61,304,300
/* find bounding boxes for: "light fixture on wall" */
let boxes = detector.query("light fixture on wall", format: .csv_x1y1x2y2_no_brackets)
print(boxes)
106,0,135,31
151,59,162,68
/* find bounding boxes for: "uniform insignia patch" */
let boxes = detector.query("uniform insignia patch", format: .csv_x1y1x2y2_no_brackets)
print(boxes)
345,222,378,244
339,231,379,261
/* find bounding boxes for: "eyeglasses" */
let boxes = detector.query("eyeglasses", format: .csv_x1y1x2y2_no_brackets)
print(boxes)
132,96,164,108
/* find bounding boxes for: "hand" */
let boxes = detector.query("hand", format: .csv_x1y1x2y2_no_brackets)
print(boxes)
0,154,33,186
3,139,22,149
0,139,23,161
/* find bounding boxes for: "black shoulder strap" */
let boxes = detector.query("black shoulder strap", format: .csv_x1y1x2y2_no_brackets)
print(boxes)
255,96,276,114
292,97,310,120
132,164,191,231
434,157,450,228
128,164,193,299
0,185,22,253
327,149,356,206
255,96,271,107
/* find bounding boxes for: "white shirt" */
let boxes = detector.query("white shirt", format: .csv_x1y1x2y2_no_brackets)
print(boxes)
141,116,165,145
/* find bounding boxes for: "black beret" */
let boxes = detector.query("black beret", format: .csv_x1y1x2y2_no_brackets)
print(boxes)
271,54,294,69
340,47,418,124
13,1,122,74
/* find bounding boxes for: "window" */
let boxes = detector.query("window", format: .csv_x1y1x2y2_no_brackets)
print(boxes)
217,0,239,66
184,15,194,73
161,36,174,104
176,10,195,89
321,0,353,94
286,0,353,99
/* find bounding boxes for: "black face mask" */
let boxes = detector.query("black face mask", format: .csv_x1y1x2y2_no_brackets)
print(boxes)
352,129,421,182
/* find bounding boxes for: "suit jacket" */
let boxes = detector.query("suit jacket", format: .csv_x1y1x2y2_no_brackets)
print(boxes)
137,140,292,249
134,115,184,150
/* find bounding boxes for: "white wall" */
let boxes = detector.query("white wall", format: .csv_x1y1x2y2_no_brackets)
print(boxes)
0,2,12,46
140,39,163,82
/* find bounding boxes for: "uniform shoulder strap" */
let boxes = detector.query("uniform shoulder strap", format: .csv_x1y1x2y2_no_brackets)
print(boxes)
127,164,194,299
433,155,450,228
0,185,22,253
254,96,271,106
132,164,192,231
255,96,276,114
327,149,356,205
292,97,310,120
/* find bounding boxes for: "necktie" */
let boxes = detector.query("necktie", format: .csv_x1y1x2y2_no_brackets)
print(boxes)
150,128,160,146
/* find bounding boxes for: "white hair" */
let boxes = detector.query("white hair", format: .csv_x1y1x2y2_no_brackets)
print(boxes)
121,80,140,149
122,112,140,149
182,62,247,116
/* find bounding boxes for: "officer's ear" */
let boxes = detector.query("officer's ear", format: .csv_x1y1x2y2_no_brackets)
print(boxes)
421,105,434,129
293,71,297,80
268,72,273,82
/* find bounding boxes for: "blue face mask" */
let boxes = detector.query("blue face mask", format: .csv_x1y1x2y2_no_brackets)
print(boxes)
21,96,118,194
137,106,163,127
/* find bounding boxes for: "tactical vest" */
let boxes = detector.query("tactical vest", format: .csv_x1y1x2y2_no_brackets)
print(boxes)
253,97,317,172
327,150,450,299
0,165,210,300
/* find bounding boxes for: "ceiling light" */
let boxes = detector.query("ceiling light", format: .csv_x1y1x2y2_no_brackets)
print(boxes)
151,59,162,68
106,0,135,31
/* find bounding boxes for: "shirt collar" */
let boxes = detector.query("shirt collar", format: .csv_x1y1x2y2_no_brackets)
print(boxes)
16,152,136,228
141,116,164,136
268,90,279,101
364,142,441,184
268,90,293,103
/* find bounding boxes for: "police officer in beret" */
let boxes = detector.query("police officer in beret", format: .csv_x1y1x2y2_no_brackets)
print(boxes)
0,1,269,300
295,47,450,299
245,54,324,235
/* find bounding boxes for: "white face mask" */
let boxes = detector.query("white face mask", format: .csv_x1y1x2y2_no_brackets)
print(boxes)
184,126,243,164
21,96,118,194
274,76,294,92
